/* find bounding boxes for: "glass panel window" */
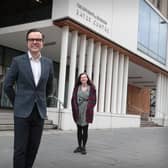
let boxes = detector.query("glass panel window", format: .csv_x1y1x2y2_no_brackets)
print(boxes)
158,19,167,63
0,46,24,108
149,11,159,58
0,0,53,28
138,0,150,51
138,0,168,65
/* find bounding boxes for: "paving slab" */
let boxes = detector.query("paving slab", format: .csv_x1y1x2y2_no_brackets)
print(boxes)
0,127,168,168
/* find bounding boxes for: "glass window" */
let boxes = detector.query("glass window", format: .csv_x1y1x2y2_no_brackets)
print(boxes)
158,19,167,63
0,46,24,108
138,0,168,65
0,0,53,28
138,0,150,51
149,11,159,58
3,48,23,67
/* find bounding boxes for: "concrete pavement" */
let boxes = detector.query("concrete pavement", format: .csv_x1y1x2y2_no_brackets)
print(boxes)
0,127,168,168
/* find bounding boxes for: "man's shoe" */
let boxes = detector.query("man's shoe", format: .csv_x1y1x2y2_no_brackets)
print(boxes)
73,147,82,153
81,147,87,155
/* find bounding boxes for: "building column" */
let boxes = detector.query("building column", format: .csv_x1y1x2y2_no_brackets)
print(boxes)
86,38,94,79
57,26,69,107
162,76,166,118
121,56,129,114
98,45,107,112
93,42,101,112
67,31,78,109
111,51,119,113
165,77,168,119
104,48,113,113
117,54,125,114
160,75,164,118
78,34,86,75
161,75,168,126
155,73,168,126
155,73,162,118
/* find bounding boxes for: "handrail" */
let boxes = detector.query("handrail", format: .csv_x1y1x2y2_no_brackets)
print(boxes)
47,95,64,129
47,95,64,108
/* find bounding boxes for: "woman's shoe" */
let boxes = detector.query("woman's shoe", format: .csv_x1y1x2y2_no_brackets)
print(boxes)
73,147,82,153
81,147,87,155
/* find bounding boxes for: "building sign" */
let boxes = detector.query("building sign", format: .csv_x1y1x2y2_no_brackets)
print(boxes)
75,3,110,36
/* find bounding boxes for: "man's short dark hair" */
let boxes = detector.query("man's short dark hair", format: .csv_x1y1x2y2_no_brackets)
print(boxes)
26,29,45,41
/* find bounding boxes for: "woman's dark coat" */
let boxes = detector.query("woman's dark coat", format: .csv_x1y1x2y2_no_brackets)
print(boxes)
71,85,96,123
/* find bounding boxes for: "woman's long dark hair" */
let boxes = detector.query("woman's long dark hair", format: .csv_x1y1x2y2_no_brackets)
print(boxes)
75,72,95,88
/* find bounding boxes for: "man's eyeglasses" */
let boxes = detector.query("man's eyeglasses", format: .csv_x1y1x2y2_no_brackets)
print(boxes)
27,38,43,42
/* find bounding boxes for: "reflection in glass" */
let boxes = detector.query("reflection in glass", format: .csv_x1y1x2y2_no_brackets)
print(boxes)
138,0,167,65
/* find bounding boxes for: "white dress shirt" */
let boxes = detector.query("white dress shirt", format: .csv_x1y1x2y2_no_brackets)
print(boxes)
28,51,41,86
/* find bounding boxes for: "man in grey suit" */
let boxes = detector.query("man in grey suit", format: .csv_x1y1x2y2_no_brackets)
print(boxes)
4,29,54,168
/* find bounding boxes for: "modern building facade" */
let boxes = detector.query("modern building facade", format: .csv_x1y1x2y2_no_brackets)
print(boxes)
0,0,168,130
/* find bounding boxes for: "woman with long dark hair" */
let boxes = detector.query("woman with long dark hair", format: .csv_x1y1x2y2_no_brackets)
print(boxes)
71,72,96,154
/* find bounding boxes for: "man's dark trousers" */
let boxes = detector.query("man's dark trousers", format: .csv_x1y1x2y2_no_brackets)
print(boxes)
13,103,44,168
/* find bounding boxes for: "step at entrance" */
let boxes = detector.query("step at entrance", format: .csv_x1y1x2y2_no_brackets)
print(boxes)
140,119,162,127
0,110,57,131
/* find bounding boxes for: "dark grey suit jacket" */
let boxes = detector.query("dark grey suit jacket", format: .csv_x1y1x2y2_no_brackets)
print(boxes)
4,53,54,119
